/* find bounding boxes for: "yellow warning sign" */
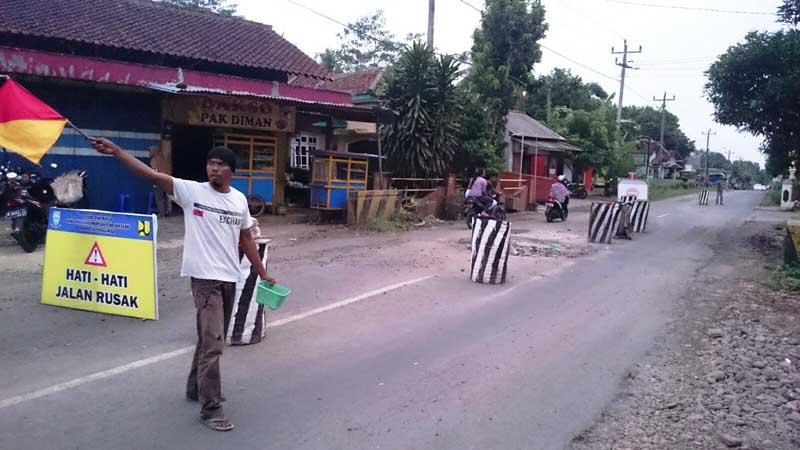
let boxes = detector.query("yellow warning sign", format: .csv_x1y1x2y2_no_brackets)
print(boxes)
42,209,159,320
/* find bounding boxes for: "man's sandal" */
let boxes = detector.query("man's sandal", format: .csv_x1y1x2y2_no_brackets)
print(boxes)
199,417,234,432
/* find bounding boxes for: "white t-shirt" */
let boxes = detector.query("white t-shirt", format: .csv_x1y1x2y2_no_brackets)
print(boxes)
172,178,251,282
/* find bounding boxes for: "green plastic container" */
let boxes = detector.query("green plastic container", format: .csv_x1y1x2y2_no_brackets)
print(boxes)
255,282,292,310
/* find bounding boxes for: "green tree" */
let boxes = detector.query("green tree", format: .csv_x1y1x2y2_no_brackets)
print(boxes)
547,102,632,179
452,89,504,175
317,10,422,74
318,49,344,73
523,68,609,123
620,106,696,159
706,28,800,175
160,0,236,15
778,0,800,25
380,43,461,178
468,0,548,153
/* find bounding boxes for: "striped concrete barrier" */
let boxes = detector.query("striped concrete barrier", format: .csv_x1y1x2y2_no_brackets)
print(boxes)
588,202,625,244
470,217,511,284
347,190,401,226
699,189,709,205
227,239,270,346
786,219,800,266
630,200,650,233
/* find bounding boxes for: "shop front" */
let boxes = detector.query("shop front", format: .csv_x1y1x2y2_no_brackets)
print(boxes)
162,93,296,210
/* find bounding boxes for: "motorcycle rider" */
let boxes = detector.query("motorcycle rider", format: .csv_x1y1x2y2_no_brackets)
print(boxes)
466,169,496,216
550,175,570,215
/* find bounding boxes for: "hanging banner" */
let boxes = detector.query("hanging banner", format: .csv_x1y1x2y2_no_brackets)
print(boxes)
163,94,296,133
41,208,158,320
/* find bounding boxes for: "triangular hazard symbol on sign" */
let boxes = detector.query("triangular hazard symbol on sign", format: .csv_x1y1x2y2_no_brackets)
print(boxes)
84,242,107,267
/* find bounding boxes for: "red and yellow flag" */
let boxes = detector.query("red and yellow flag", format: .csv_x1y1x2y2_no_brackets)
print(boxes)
0,78,68,164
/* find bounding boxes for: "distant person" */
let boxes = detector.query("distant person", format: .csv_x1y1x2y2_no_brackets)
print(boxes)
550,175,570,214
716,181,724,205
467,170,495,214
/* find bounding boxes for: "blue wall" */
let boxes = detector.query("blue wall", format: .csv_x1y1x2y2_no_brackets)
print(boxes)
2,82,161,213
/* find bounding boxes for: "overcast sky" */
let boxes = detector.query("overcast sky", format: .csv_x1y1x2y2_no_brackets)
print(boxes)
238,0,786,166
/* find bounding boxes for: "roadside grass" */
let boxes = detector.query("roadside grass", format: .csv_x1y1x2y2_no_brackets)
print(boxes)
365,210,416,232
648,180,697,202
770,265,800,292
761,188,782,207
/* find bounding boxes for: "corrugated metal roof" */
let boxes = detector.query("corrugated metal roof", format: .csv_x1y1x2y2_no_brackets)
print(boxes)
507,110,566,141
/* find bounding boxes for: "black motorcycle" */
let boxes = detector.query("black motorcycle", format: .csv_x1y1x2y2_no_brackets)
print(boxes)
2,167,56,252
603,178,618,198
566,181,588,199
545,195,568,222
464,194,507,229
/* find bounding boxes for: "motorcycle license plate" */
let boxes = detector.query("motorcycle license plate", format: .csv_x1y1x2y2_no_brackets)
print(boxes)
5,208,27,219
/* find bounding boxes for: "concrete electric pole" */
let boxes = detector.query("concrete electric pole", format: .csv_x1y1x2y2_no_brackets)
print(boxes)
653,92,676,148
702,129,716,180
427,0,435,49
612,40,642,124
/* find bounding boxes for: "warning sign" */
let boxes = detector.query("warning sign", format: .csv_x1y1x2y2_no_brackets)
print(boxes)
84,242,107,267
42,208,159,320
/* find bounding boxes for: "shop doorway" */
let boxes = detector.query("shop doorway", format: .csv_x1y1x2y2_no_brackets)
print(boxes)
172,124,214,182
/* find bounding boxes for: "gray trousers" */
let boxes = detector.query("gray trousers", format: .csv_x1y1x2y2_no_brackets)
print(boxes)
186,278,236,419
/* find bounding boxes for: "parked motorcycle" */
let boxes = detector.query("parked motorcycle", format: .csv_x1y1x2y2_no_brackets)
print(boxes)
566,181,588,199
464,194,507,229
2,163,58,252
604,178,618,198
545,196,568,222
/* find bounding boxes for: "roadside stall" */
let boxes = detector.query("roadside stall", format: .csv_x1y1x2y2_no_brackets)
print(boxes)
310,150,375,210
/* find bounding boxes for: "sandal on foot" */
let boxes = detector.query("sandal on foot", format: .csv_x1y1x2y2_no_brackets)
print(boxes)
199,417,234,432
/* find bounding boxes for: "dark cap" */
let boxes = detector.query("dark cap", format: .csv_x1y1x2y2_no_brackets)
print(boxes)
206,146,236,173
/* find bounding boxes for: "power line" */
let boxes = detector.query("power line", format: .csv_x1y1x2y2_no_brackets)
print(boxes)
288,0,653,107
540,44,620,82
605,0,776,16
458,0,482,13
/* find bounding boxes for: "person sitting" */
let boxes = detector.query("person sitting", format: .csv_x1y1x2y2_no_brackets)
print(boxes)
550,175,570,214
467,170,496,215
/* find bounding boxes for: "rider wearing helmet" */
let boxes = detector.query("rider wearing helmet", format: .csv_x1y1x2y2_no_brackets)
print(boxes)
550,175,570,214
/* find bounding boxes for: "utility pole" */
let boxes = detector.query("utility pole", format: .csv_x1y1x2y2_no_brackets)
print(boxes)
427,0,435,49
652,92,676,148
702,129,716,180
612,40,642,124
546,86,552,124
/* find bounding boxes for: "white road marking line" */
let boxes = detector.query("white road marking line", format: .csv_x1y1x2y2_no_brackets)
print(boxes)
0,276,433,410
656,213,671,218
265,276,433,329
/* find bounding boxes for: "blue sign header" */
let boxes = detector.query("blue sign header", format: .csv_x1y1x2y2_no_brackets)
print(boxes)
48,208,155,242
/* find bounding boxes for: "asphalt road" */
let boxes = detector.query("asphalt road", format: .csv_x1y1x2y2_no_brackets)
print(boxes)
0,192,768,450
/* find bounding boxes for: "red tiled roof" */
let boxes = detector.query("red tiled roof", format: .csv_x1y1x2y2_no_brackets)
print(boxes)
321,68,385,95
0,0,331,80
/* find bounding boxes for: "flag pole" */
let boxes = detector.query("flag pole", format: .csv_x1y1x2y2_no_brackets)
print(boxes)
67,120,93,141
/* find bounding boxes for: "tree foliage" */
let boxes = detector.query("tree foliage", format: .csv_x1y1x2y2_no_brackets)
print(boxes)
706,28,800,175
380,43,461,178
547,103,633,179
160,0,236,15
468,0,548,152
620,106,696,159
317,10,421,74
778,0,800,25
523,68,609,123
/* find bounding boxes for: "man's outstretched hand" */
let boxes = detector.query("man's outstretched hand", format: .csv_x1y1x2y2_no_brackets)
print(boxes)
91,137,121,156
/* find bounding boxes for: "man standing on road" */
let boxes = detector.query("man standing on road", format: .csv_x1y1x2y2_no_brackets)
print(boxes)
716,181,724,205
91,138,277,432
